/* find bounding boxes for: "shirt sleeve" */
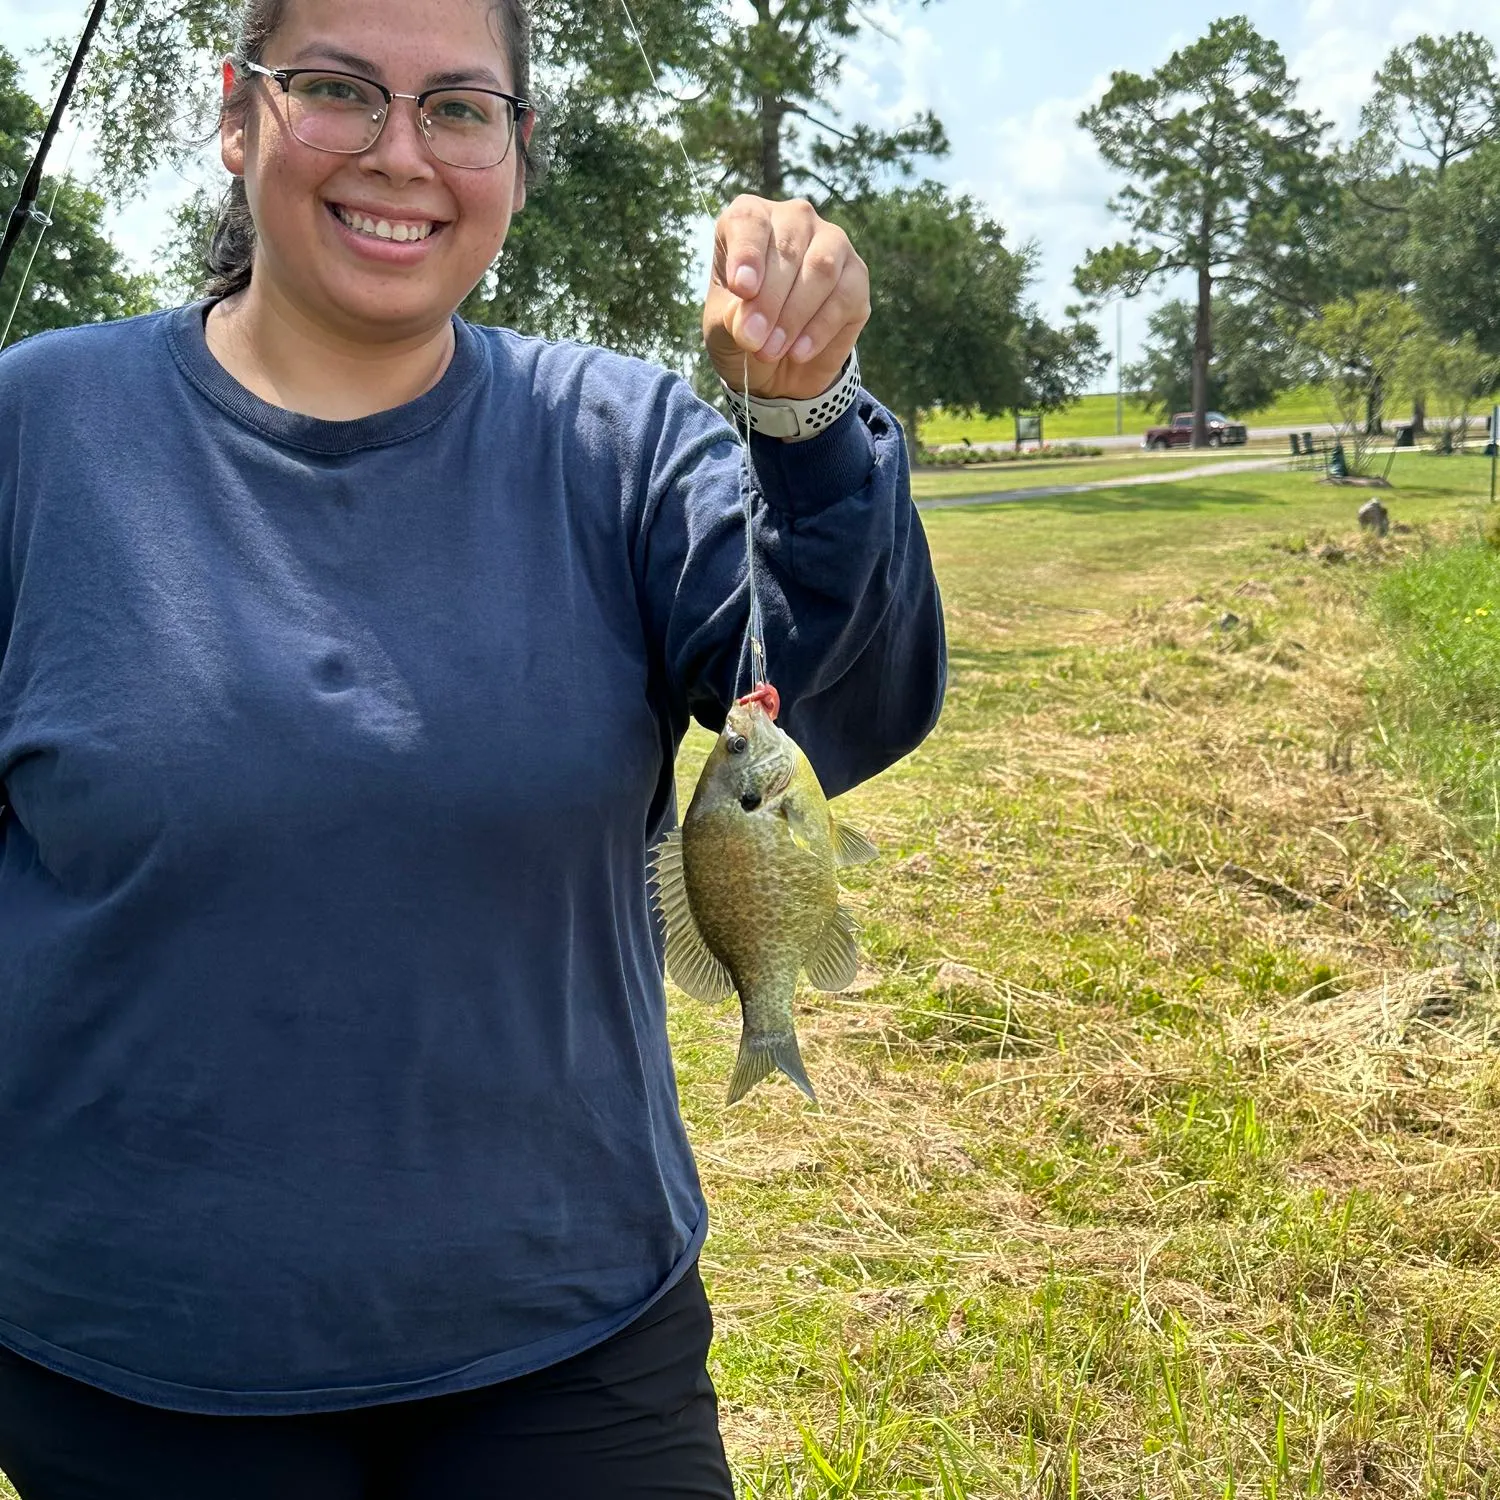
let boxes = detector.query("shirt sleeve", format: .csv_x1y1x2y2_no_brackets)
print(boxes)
631,375,947,798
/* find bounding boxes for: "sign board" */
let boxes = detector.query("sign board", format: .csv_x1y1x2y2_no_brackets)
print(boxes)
1015,413,1043,446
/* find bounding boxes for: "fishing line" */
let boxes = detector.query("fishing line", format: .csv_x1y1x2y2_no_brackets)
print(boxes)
611,0,771,699
0,127,82,352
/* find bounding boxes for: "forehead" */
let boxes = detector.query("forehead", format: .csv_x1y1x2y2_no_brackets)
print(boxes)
271,0,512,86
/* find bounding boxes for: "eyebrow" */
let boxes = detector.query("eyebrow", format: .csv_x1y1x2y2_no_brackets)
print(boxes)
286,43,506,90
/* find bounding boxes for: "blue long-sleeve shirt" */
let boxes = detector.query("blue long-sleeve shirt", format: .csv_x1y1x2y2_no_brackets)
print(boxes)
0,302,945,1413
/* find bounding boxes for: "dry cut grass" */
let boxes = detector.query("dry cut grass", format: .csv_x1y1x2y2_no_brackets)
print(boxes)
667,458,1500,1497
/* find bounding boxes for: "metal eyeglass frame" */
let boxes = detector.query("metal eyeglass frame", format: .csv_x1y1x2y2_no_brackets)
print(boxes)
235,58,532,169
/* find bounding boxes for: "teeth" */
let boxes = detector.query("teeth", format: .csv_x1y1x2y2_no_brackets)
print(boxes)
336,207,433,242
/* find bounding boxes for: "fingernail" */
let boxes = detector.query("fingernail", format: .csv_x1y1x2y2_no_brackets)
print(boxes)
734,265,759,295
791,335,815,362
762,328,788,360
743,312,769,346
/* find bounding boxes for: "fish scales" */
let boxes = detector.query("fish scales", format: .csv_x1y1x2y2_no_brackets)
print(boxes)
653,696,876,1105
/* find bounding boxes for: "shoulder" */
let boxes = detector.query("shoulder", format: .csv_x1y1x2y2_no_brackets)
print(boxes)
463,322,731,451
0,308,175,415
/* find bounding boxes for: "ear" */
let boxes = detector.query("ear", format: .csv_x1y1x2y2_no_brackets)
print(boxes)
221,59,247,177
511,111,535,214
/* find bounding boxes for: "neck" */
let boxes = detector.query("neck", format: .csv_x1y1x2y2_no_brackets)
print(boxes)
204,279,457,421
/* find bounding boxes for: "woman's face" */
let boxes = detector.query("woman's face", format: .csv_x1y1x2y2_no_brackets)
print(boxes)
222,0,527,341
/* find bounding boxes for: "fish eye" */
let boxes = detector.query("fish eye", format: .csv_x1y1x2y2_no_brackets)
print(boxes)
727,733,748,755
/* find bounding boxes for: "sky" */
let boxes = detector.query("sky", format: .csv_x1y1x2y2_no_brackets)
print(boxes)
3,0,1500,381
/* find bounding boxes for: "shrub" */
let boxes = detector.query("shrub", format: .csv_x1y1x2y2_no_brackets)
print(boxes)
916,442,1105,467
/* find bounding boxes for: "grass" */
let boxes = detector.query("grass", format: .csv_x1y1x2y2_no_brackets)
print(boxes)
1374,526,1500,852
6,457,1500,1497
665,453,1500,1496
921,384,1419,446
908,451,1262,502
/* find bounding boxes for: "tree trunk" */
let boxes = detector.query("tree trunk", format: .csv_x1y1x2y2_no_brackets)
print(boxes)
1412,393,1427,438
753,0,784,199
1365,374,1384,436
1192,263,1212,449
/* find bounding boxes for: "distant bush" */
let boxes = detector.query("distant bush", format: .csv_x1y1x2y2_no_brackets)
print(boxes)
916,441,1105,467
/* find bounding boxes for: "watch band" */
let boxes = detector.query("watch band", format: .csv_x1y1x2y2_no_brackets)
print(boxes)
719,351,861,443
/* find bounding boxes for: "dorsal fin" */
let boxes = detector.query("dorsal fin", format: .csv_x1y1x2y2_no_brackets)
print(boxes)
804,904,860,992
832,821,878,867
650,829,734,1003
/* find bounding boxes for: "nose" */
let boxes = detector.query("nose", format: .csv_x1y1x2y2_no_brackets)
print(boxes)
359,97,437,185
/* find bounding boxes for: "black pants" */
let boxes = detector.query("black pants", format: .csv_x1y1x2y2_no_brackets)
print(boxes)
0,1266,734,1500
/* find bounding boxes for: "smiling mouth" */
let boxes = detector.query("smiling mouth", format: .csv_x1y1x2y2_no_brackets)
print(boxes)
330,204,441,243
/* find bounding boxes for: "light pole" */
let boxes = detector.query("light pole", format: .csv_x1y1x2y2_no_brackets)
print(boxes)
1115,299,1124,437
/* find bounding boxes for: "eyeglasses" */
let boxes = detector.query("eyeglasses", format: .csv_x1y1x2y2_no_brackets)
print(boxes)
237,59,531,170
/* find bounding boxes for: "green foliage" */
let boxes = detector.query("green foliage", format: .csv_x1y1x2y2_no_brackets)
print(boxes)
1126,295,1303,419
0,47,155,345
1358,32,1499,177
1398,328,1499,452
1376,540,1500,845
830,183,1027,457
1015,310,1108,417
1074,17,1333,307
1075,16,1334,444
1298,291,1421,470
1406,139,1500,356
681,0,947,204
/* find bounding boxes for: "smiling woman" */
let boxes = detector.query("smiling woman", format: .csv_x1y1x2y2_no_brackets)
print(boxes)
0,0,945,1494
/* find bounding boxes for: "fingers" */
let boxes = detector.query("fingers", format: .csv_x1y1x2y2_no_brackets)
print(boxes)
711,197,869,367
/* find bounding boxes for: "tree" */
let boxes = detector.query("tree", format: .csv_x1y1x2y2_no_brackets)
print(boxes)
0,47,154,346
1405,140,1500,357
1398,327,1498,452
1357,33,1499,180
58,0,716,357
1074,16,1333,448
1014,311,1107,419
830,183,1028,463
683,0,947,206
1299,292,1421,474
1126,294,1302,420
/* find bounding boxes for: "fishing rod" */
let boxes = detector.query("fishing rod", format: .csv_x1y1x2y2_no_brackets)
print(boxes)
0,0,110,285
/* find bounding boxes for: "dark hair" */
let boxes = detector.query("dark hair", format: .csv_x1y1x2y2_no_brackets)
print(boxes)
205,0,536,299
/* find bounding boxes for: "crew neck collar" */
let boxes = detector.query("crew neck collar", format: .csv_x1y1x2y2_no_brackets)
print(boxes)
166,301,486,457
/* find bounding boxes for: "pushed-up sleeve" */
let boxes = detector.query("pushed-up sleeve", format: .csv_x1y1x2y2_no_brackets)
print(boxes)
632,375,946,798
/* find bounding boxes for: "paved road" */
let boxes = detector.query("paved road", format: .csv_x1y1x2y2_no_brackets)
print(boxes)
915,455,1292,511
938,422,1342,455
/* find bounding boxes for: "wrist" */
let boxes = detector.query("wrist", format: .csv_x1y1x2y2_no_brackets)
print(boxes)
719,351,861,444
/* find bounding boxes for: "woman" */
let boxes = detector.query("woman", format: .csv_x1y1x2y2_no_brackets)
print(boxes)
0,0,945,1493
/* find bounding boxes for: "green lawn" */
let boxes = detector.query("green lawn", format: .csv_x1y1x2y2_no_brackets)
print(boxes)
8,458,1500,1499
909,450,1264,501
922,384,1385,446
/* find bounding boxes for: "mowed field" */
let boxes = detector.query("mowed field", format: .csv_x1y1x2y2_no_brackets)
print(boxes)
5,458,1500,1498
922,386,1392,445
668,455,1500,1496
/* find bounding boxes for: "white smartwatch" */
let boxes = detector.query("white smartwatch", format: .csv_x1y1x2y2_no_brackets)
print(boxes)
719,351,861,443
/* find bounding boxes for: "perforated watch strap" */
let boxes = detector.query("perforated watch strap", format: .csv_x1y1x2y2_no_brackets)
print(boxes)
719,351,861,443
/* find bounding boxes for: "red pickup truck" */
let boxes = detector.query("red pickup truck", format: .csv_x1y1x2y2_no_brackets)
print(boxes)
1142,411,1249,449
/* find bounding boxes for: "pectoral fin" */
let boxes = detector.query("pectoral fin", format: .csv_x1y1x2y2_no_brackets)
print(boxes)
650,829,734,1003
781,799,821,853
832,821,878,867
804,904,860,992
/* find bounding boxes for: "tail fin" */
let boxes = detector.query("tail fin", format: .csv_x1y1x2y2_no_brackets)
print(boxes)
727,1029,818,1105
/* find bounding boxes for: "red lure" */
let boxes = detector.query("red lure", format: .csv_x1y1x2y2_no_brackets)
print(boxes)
737,683,780,721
